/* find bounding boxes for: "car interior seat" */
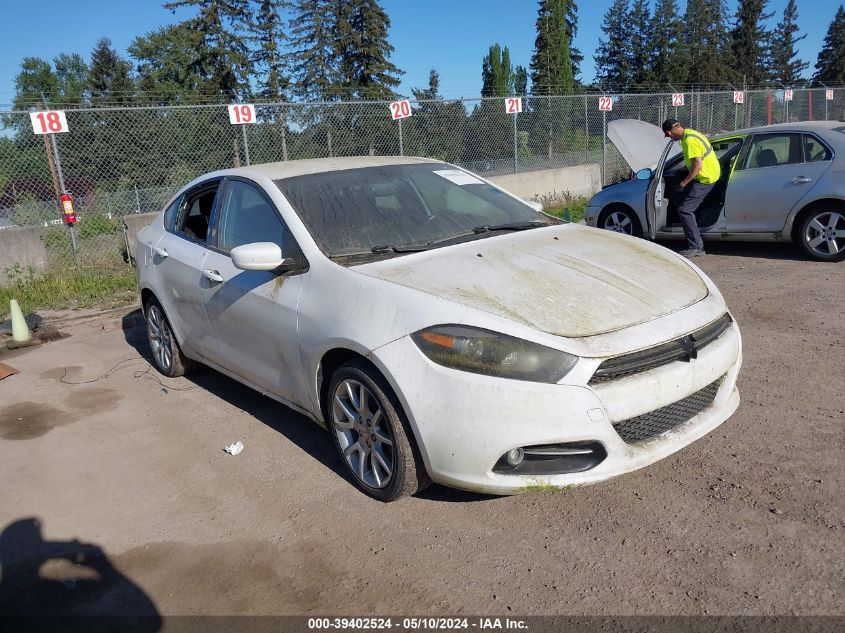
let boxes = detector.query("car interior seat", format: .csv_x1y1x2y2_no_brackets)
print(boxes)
756,149,778,168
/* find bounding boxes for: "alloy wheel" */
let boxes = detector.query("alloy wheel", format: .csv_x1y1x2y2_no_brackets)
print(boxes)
331,378,395,489
804,210,845,257
604,211,633,234
147,304,173,372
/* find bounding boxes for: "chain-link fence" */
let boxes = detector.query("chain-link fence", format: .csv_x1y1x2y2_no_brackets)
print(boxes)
1,86,843,275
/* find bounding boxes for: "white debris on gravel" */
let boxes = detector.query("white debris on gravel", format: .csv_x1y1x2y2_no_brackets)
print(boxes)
223,441,244,456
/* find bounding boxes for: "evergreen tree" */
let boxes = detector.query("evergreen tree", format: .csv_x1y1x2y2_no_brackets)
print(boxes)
12,58,59,109
53,53,89,105
567,1,583,82
481,43,514,97
513,65,528,96
649,0,685,85
770,0,808,84
249,0,289,99
288,0,338,100
628,0,652,87
728,0,773,86
129,24,211,102
89,38,135,104
333,0,402,100
409,69,468,162
814,4,845,83
594,0,630,89
530,0,574,96
682,0,732,86
162,0,254,97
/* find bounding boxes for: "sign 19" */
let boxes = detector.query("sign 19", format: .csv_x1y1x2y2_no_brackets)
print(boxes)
29,110,69,135
671,93,684,107
733,91,745,104
505,97,522,114
228,104,256,124
390,99,412,120
598,96,613,112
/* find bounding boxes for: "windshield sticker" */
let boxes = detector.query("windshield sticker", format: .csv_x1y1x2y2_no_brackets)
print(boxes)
433,169,484,186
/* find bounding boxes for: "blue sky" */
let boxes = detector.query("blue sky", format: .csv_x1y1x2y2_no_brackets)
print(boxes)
0,0,835,107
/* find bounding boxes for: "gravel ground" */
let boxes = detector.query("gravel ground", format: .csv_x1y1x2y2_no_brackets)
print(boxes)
0,241,842,618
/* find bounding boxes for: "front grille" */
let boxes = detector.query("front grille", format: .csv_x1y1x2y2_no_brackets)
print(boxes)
590,314,732,384
613,378,722,444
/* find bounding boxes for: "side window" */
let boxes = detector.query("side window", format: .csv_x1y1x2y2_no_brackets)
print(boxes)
745,133,803,169
217,180,287,253
803,135,832,162
163,194,183,231
173,183,220,242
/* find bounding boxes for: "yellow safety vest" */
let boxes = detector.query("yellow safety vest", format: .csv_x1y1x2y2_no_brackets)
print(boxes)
681,129,721,184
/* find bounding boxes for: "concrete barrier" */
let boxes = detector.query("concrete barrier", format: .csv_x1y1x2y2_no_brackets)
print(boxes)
123,212,158,263
0,226,49,285
488,163,601,204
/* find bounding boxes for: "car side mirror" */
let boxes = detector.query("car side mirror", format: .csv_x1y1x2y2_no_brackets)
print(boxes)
635,168,653,181
230,242,294,272
526,200,543,213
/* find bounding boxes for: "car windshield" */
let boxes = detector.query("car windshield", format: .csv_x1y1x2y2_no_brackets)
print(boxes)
274,163,554,259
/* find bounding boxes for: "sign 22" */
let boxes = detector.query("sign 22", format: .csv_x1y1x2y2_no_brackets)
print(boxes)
390,99,412,120
29,110,69,135
505,97,522,114
598,96,613,112
228,104,256,124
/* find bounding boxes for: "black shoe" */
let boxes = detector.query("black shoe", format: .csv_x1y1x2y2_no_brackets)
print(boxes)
678,248,706,258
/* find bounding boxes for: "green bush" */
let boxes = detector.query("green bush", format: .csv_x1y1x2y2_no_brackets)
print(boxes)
77,212,120,238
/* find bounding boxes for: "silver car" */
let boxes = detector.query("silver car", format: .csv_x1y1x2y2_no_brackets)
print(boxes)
585,120,845,262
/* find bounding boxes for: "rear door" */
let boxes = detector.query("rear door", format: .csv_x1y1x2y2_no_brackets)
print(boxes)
152,179,222,359
200,178,310,408
724,132,834,232
645,140,678,239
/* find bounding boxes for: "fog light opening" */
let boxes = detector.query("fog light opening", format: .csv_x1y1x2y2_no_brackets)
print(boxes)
506,447,524,467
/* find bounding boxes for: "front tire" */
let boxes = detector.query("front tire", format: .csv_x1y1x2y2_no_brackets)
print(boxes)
144,298,193,377
598,205,643,237
326,360,428,501
796,206,845,262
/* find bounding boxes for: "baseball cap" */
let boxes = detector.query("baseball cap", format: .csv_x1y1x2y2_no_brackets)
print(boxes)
662,118,680,136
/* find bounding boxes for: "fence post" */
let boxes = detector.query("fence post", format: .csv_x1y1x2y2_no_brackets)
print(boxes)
601,106,607,185
48,130,77,262
583,94,589,164
241,124,251,166
134,184,141,214
398,117,404,157
512,112,518,174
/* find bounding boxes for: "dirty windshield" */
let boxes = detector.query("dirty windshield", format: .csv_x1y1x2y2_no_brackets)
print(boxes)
274,164,554,259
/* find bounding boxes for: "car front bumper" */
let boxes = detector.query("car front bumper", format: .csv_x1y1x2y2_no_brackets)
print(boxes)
370,323,742,495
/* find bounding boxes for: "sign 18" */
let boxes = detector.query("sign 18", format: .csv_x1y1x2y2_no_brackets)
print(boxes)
228,104,256,124
505,97,522,114
671,93,684,107
733,91,745,104
390,99,412,120
598,96,613,112
29,110,69,135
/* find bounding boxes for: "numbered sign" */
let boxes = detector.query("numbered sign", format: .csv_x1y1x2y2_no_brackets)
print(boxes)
826,89,834,101
29,110,69,135
389,99,412,120
733,91,745,104
784,89,793,101
671,93,685,107
505,97,522,114
598,96,613,112
228,104,256,124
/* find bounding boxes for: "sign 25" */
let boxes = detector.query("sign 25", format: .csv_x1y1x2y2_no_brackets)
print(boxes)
390,99,412,120
505,97,522,114
598,96,613,112
228,104,256,124
29,110,69,135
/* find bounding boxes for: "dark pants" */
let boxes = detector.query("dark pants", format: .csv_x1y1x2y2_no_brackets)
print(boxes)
676,181,713,250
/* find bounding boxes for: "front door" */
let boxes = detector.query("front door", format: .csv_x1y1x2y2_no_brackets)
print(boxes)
724,132,833,233
646,140,678,239
201,178,310,408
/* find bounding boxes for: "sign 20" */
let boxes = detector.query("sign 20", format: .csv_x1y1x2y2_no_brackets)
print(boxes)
505,97,522,114
29,110,69,135
228,104,256,124
390,99,412,120
598,96,613,112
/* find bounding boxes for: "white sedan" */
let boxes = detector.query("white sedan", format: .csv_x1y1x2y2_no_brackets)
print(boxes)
137,157,742,501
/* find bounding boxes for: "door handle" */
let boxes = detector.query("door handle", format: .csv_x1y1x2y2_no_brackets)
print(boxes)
153,246,168,258
791,177,812,184
202,269,224,283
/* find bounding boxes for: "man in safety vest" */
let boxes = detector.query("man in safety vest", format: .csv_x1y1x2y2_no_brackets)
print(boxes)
661,118,721,258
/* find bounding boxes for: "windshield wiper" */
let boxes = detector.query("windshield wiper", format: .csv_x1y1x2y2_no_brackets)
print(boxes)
472,220,548,233
370,243,433,254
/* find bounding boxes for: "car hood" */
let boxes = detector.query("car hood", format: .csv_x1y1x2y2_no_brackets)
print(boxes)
352,225,708,338
608,119,681,171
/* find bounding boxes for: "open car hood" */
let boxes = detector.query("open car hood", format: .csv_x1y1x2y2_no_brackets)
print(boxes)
607,119,681,172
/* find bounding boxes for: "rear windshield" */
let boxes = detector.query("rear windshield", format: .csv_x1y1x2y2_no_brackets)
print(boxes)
274,164,549,257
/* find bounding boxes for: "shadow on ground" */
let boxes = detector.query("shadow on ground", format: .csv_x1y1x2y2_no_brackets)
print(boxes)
122,309,497,503
658,240,807,261
0,517,161,630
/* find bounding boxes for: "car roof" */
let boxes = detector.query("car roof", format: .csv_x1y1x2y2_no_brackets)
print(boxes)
239,156,443,180
718,120,844,137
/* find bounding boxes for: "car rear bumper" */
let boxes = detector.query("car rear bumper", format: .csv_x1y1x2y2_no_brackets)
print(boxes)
370,323,742,495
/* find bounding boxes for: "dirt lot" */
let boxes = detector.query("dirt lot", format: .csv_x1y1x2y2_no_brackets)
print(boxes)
0,242,842,618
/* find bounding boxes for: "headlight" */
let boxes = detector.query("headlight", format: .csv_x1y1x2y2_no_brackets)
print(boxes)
411,325,578,383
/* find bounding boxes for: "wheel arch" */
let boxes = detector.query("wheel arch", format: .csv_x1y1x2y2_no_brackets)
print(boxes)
788,197,845,243
598,202,644,237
